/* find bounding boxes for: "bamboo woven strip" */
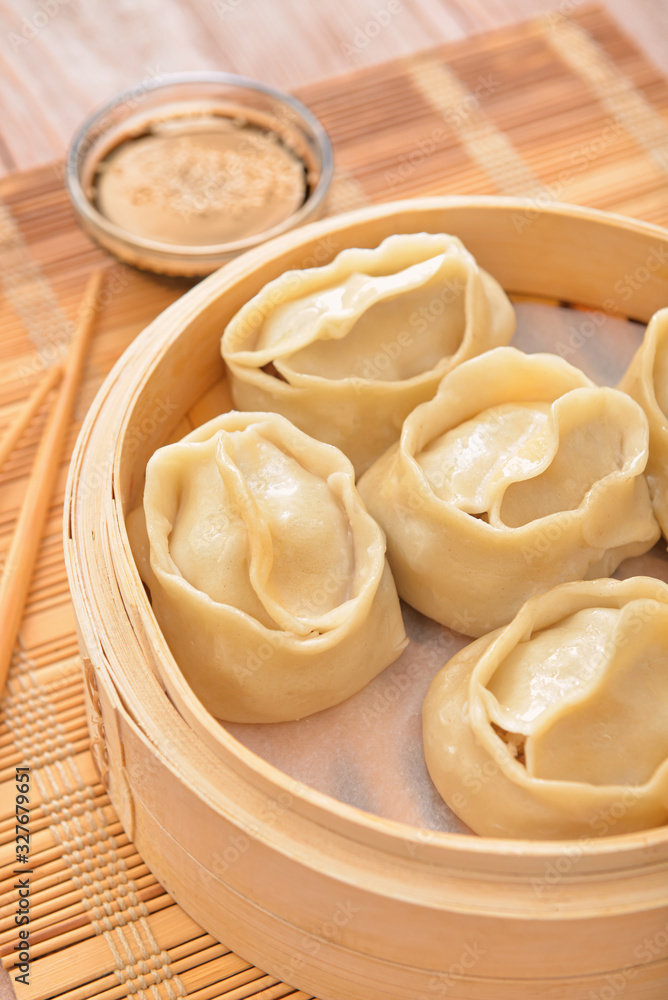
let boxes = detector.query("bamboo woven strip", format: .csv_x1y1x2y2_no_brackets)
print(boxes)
0,365,63,475
1,6,668,999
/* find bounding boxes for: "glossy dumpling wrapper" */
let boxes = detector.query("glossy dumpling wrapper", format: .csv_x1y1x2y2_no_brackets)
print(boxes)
422,577,668,839
221,232,515,476
618,308,668,539
127,412,408,723
358,347,660,637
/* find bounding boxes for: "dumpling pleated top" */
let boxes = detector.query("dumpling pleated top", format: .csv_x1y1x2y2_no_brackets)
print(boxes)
127,411,407,723
422,577,668,839
221,232,515,475
358,347,660,636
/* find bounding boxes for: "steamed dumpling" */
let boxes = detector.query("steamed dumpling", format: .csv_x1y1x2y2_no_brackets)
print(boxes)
358,347,660,636
221,233,515,475
619,308,668,538
127,412,407,722
422,577,668,839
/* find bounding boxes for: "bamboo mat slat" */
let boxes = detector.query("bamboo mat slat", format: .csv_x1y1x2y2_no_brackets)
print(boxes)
1,5,668,999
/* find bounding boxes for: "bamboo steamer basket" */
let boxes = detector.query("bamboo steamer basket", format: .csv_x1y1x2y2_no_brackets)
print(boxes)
65,197,668,1000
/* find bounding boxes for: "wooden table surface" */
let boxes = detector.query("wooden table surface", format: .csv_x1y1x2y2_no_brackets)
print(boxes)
0,0,667,180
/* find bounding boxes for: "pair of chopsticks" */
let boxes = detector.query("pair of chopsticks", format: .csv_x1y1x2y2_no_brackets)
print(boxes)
0,269,105,695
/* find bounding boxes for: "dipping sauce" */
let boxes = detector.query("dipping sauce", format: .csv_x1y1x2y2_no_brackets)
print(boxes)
93,115,308,247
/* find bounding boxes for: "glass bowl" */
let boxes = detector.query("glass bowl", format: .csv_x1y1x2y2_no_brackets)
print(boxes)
66,72,333,276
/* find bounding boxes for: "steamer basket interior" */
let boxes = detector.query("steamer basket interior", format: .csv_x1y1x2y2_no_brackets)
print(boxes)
65,198,668,1000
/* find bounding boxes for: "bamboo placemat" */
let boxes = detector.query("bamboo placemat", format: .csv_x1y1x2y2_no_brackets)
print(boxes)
2,5,668,999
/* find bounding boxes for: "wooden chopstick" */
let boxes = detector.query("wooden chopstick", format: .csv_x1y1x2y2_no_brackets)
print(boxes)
0,269,105,697
0,364,64,474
